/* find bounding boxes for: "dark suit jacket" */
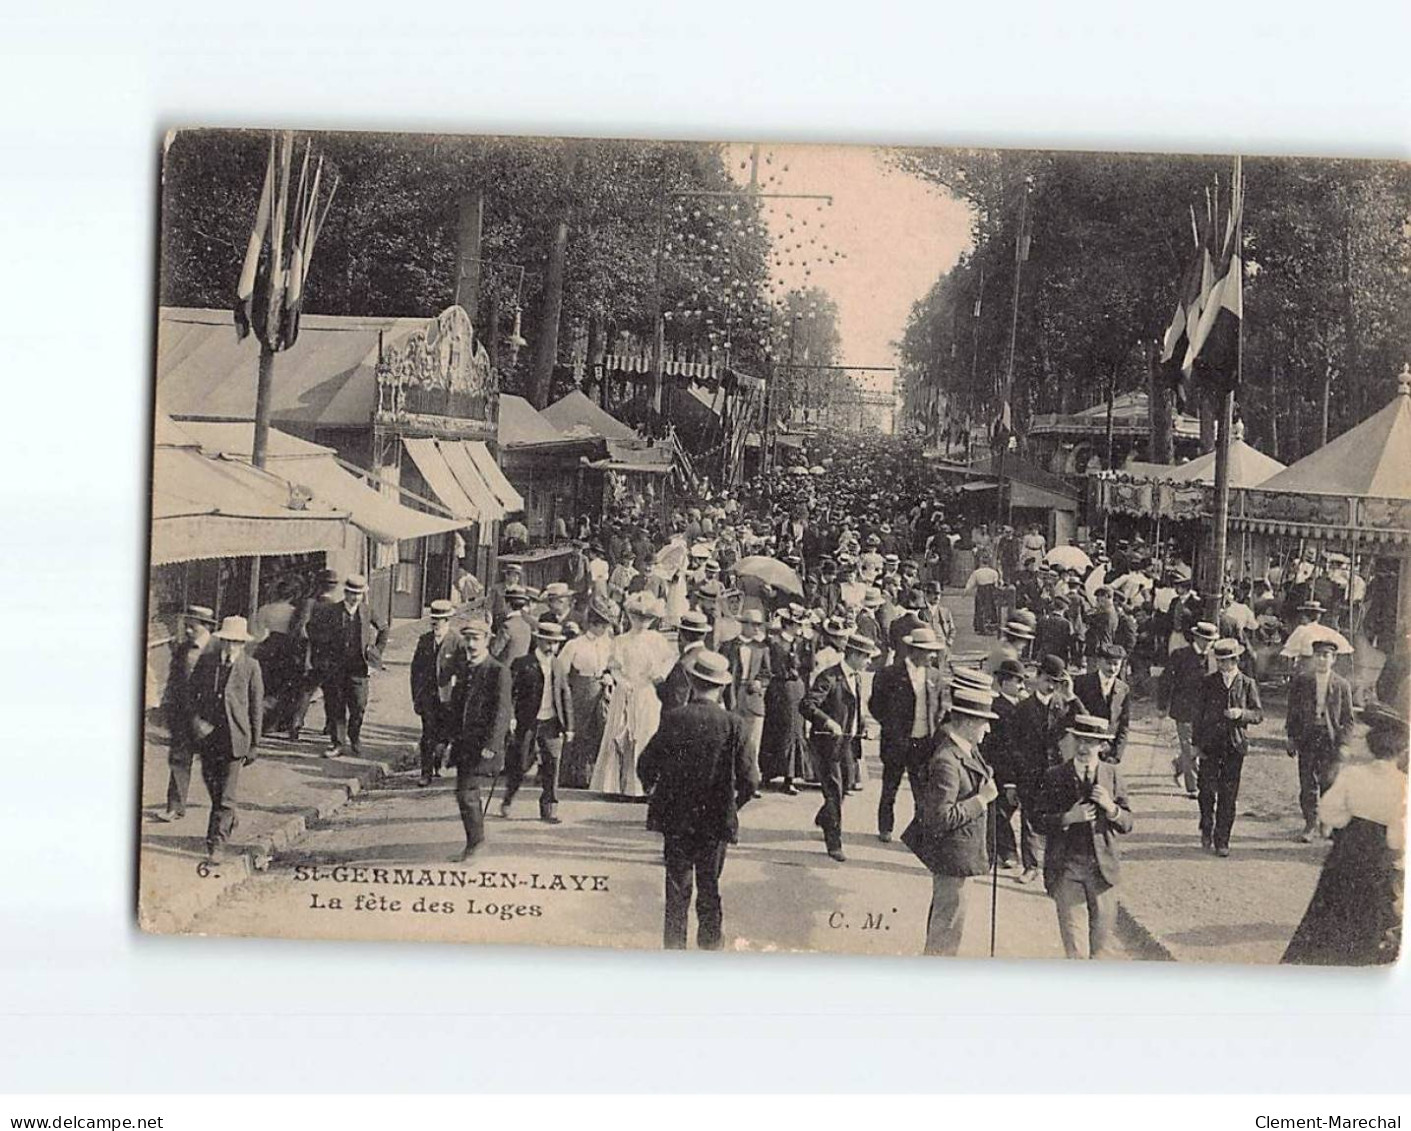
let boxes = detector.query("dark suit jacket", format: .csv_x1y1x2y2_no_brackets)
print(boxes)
1192,670,1263,756
721,636,772,717
1033,759,1133,892
307,600,387,679
162,637,212,749
510,651,575,735
868,660,947,767
1072,671,1131,763
660,644,703,712
191,651,264,763
901,732,992,877
1034,613,1073,665
983,691,1025,786
452,656,513,772
1286,670,1355,753
638,700,756,845
800,660,862,738
1157,644,1211,722
1085,606,1118,655
1009,691,1076,791
410,630,466,717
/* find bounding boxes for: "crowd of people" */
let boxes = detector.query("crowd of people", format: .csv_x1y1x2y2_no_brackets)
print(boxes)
149,431,1407,963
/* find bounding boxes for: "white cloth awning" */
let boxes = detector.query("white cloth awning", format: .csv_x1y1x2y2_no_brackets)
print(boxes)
465,441,525,513
403,438,481,523
277,456,464,544
441,441,506,524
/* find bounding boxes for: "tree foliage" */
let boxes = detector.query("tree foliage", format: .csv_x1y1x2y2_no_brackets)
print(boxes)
892,149,1411,463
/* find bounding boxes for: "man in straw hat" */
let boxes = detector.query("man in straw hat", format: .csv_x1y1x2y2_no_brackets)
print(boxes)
1192,638,1264,856
801,631,879,861
637,648,758,950
448,613,512,861
503,621,574,824
150,605,218,824
722,607,773,797
661,609,713,711
1033,714,1134,959
868,625,949,843
190,616,264,862
306,573,387,758
1285,636,1355,842
901,674,1000,956
410,599,467,787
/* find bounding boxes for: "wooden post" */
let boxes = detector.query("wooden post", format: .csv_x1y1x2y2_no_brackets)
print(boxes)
530,216,569,409
247,341,277,616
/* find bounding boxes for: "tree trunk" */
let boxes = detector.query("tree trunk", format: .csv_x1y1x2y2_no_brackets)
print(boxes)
1199,390,1216,452
1148,344,1174,464
530,214,569,409
1269,365,1280,460
1321,359,1333,447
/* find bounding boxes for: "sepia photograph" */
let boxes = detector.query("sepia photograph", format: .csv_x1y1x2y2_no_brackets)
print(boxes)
138,128,1409,966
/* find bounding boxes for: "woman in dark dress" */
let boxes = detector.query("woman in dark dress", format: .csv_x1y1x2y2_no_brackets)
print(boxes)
759,608,813,792
1282,703,1407,966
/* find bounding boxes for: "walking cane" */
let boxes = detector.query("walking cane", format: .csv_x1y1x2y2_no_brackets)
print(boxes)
989,778,999,958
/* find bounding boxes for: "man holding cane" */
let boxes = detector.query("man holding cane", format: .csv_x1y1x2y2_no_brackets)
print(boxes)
449,613,512,862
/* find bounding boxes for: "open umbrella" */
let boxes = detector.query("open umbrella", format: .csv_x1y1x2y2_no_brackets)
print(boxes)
734,555,804,597
1281,622,1354,658
809,465,826,475
1045,545,1092,571
1083,564,1108,599
789,465,810,476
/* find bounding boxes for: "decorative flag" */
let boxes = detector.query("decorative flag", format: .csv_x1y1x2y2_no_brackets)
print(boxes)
233,137,275,341
1160,204,1214,412
233,130,337,352
1183,158,1243,400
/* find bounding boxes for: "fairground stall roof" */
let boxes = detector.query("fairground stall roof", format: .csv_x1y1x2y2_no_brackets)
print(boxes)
1231,369,1411,546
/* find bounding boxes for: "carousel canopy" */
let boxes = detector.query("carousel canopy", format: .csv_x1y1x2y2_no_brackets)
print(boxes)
1254,378,1411,500
1161,422,1285,487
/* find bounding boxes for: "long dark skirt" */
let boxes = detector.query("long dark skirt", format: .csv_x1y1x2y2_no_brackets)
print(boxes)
561,672,607,789
1282,817,1402,966
760,678,814,783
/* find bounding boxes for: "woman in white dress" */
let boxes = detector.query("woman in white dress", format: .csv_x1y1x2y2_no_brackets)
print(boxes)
590,591,677,797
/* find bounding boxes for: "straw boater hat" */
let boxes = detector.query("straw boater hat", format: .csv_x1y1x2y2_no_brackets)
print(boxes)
532,620,567,644
862,588,885,610
541,582,572,600
428,599,455,619
677,609,711,636
844,632,881,658
683,648,734,686
1212,638,1245,659
1003,619,1036,642
821,615,851,640
1067,714,1115,742
344,573,368,595
950,666,993,693
1191,621,1220,641
902,626,946,651
184,604,218,626
214,615,255,643
949,683,999,721
1298,600,1326,616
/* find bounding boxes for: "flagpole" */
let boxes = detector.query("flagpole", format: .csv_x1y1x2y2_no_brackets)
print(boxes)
997,177,1031,526
1206,155,1241,619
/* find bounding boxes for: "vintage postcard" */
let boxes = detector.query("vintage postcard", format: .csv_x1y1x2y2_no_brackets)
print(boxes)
140,129,1408,963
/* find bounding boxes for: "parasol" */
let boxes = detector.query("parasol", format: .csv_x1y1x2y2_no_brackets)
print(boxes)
1083,564,1108,599
1281,622,1354,658
809,465,826,475
734,555,805,597
1045,545,1092,571
789,465,810,476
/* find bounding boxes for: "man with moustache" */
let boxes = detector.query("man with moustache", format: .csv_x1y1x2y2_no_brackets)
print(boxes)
868,626,949,843
448,613,513,862
410,599,466,787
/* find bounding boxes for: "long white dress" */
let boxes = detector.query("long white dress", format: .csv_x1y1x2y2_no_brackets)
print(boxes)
589,628,677,796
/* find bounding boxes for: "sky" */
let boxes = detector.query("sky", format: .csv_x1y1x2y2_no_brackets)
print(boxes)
725,142,974,396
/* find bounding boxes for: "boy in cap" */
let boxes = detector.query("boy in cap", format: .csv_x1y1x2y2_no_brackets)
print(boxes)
1192,639,1264,856
410,599,467,786
637,649,758,950
1285,637,1355,841
448,613,512,861
503,621,574,824
901,678,1000,956
1034,715,1134,959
